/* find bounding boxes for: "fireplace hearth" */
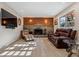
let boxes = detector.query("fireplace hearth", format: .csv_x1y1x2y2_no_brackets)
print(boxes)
34,28,43,35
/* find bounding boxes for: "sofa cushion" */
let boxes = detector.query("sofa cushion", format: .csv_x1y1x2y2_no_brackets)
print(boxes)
55,29,72,37
58,32,69,37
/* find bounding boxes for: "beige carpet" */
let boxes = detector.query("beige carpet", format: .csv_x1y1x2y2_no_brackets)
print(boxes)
0,36,69,57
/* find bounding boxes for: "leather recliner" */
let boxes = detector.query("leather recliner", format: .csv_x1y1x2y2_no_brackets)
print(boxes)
48,28,76,48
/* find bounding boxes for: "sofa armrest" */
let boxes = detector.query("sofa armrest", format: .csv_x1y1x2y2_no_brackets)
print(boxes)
54,34,60,36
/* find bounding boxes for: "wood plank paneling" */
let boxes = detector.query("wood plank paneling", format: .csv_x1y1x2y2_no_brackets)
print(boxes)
23,17,53,27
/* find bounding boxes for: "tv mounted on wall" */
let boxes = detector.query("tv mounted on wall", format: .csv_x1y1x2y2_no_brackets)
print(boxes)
1,8,17,29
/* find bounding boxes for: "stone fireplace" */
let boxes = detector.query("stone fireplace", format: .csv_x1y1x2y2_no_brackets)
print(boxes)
24,24,53,35
34,28,43,35
23,17,54,35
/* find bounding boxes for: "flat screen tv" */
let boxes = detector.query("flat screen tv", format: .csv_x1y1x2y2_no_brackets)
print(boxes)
1,8,17,29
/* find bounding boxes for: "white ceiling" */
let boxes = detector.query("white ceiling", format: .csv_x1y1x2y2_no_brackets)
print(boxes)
4,2,73,17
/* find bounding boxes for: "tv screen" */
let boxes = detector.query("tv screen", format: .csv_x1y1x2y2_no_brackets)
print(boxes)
1,8,17,29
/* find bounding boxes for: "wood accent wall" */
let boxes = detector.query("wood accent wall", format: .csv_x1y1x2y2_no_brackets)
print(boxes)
23,17,53,27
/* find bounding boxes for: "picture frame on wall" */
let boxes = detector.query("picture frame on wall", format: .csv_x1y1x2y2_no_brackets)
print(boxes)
59,11,74,27
66,12,74,27
59,16,66,27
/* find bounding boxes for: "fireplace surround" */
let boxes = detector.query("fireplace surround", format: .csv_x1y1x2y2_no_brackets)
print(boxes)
23,24,53,35
34,28,43,35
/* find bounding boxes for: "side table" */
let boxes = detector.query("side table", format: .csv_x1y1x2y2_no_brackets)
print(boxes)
68,42,79,57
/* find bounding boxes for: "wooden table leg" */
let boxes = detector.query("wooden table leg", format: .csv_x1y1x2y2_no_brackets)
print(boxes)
68,52,73,57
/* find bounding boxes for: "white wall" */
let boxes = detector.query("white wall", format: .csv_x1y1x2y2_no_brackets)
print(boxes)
54,2,79,42
0,3,23,48
53,17,58,33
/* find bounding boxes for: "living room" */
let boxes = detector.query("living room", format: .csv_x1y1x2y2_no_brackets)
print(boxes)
0,2,79,57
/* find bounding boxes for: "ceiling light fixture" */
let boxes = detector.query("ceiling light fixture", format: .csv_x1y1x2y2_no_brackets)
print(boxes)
29,19,32,23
